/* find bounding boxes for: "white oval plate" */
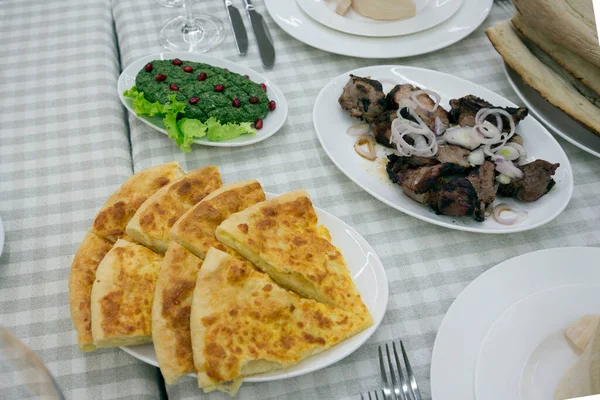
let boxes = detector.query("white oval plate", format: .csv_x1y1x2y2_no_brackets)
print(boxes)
121,192,389,383
296,0,462,38
430,247,600,400
504,63,600,158
117,52,288,148
265,0,491,58
313,65,573,234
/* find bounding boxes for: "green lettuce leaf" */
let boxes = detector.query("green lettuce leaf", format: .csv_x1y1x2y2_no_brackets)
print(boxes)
123,87,257,152
205,117,256,142
178,118,208,152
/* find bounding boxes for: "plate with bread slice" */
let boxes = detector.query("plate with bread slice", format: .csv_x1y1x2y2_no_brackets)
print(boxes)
485,2,600,158
68,163,388,395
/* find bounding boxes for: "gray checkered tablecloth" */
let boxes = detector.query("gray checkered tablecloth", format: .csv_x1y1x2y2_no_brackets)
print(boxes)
112,1,600,399
0,1,162,399
1,0,599,398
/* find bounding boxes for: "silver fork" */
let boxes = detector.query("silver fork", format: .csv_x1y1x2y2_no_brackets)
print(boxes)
377,341,421,400
361,390,385,400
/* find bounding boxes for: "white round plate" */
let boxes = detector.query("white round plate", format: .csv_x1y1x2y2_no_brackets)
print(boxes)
313,65,573,234
430,247,600,400
265,0,491,58
118,52,288,148
121,192,389,383
296,0,462,38
504,63,600,158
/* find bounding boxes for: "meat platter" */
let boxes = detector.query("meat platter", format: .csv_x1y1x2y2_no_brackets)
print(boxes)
313,66,573,233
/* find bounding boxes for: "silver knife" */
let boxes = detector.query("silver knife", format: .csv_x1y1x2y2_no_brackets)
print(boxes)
225,0,248,56
243,0,275,69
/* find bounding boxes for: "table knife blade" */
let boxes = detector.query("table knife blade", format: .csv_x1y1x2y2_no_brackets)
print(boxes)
244,0,275,69
225,0,248,55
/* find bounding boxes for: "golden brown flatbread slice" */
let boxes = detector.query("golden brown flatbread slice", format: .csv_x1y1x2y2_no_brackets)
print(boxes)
126,166,222,254
68,231,113,351
215,190,371,316
169,180,266,260
152,242,203,384
190,248,373,393
91,162,184,242
90,239,163,348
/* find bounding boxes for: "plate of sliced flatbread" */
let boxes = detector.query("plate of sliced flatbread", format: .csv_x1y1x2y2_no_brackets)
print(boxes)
122,190,387,388
68,162,388,393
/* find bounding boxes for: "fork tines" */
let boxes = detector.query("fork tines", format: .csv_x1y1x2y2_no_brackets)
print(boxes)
361,390,385,400
377,341,422,400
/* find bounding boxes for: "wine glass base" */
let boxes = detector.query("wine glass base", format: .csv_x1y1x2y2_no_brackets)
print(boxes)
159,15,225,53
157,0,184,8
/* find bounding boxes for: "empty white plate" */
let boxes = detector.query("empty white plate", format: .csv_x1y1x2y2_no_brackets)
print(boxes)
431,247,600,400
121,192,389,383
118,52,288,148
296,0,462,38
504,63,600,158
313,65,573,233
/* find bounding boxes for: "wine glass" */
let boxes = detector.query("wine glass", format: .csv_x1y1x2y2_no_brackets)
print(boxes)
157,0,184,8
159,0,225,53
0,328,65,399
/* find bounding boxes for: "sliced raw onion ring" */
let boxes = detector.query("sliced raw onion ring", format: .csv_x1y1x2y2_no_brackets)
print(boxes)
347,122,371,137
354,135,377,161
410,90,441,113
494,157,523,179
390,107,438,157
492,203,528,225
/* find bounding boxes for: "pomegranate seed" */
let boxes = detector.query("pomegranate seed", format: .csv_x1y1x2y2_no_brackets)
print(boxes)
169,83,179,91
255,119,263,130
183,66,193,73
232,98,241,108
189,97,199,105
155,74,167,82
214,84,224,92
243,74,250,79
268,100,276,111
145,63,153,72
249,97,259,104
260,83,267,92
197,72,207,81
173,59,183,66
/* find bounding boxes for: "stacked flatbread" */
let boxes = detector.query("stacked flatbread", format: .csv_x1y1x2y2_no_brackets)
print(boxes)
485,0,600,136
68,163,373,393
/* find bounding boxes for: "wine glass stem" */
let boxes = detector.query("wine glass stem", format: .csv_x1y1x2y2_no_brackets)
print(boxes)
182,0,203,43
184,0,195,26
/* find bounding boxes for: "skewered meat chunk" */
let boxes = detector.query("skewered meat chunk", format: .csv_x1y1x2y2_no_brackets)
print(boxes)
467,161,496,221
497,159,559,202
338,75,387,122
448,95,528,130
436,145,471,168
429,178,478,217
372,110,397,148
386,84,450,133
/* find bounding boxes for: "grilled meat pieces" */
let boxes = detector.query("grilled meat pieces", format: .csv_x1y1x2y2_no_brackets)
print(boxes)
430,178,478,218
467,161,496,221
449,95,528,130
338,75,387,122
498,159,559,202
436,145,471,168
372,110,397,148
386,84,450,133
